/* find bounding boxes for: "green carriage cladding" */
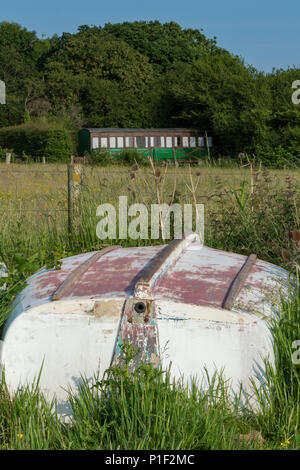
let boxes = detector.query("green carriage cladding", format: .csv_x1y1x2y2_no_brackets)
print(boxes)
90,147,209,162
78,128,213,162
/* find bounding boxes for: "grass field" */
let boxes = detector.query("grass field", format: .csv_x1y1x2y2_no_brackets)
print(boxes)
0,161,299,450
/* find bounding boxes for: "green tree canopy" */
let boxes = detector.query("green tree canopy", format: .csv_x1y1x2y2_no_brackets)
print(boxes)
0,20,299,164
100,20,216,76
43,30,154,125
0,22,50,126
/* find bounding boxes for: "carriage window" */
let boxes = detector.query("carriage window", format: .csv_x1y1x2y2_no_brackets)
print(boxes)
135,136,147,148
198,137,204,147
190,136,196,147
160,136,165,147
150,136,158,147
182,137,189,147
109,137,116,148
166,137,172,148
100,137,108,148
207,137,213,147
92,137,99,149
117,137,124,148
174,137,180,147
125,136,133,147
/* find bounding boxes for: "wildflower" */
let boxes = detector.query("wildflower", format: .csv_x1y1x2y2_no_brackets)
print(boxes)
280,440,291,447
17,433,23,439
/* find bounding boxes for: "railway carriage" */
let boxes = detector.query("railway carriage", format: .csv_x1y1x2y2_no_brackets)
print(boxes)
78,128,213,163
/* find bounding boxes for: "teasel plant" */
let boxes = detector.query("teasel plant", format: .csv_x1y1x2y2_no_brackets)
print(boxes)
128,158,179,242
184,166,202,238
238,152,254,195
282,229,300,274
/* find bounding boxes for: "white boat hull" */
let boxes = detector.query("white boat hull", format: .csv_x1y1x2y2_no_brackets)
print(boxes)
0,234,292,413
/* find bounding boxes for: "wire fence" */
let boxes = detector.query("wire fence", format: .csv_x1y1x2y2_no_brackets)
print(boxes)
0,209,68,212
1,160,299,226
1,167,299,176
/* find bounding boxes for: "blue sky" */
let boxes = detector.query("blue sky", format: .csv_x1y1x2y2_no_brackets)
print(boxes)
1,0,299,72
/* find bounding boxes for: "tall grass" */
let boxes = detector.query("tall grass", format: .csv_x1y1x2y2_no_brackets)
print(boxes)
249,284,300,447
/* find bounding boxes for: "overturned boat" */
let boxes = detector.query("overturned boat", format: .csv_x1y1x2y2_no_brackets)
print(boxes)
0,232,292,413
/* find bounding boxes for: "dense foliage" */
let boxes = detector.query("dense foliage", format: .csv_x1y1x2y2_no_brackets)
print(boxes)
0,20,299,166
0,122,73,162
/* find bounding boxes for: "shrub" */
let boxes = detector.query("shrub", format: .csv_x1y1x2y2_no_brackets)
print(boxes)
0,123,73,162
84,149,119,166
206,171,300,267
255,144,300,169
85,148,150,166
118,148,150,166
0,147,7,161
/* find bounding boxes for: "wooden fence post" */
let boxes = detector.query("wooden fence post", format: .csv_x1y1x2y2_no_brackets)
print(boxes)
42,156,46,165
5,152,11,165
205,130,211,160
68,156,84,235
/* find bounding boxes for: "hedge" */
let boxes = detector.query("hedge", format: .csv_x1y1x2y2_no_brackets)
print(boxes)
0,123,73,162
255,144,300,169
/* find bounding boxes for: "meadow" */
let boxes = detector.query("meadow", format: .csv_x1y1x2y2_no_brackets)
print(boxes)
0,160,299,450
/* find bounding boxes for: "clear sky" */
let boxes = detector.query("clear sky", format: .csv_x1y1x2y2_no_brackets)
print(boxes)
1,0,299,73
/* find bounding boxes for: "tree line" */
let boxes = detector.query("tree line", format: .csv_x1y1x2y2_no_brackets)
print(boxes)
0,20,299,165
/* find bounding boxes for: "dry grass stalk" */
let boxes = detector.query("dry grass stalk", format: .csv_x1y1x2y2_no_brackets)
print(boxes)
239,430,265,448
185,165,201,236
